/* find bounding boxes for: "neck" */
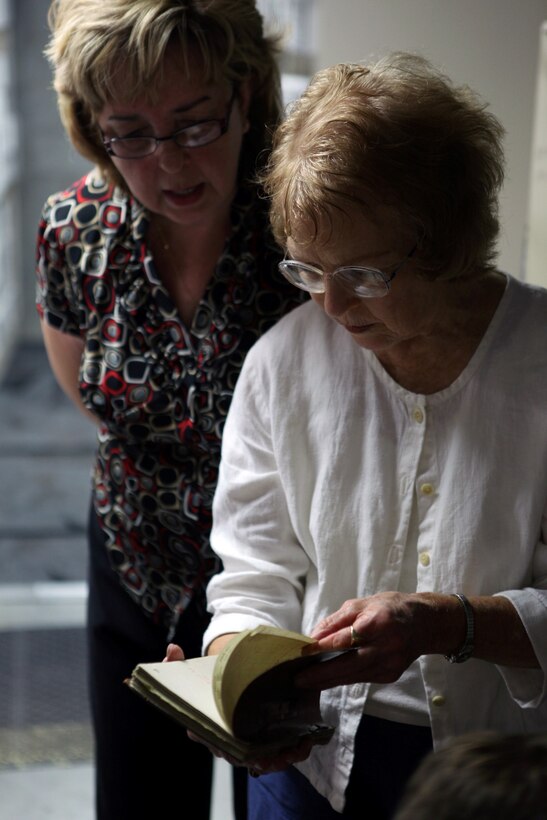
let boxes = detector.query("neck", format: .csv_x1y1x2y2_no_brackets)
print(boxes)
148,214,231,327
152,213,230,272
376,271,506,394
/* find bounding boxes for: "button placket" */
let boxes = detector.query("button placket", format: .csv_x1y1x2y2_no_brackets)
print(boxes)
412,402,438,576
394,399,429,562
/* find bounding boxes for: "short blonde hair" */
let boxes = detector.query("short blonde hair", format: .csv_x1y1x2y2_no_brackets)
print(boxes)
46,0,282,189
264,53,505,280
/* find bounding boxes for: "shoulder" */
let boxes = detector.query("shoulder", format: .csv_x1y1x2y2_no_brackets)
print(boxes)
44,169,117,207
488,275,547,388
503,274,547,331
243,300,346,373
41,170,131,236
250,299,326,341
505,271,547,299
40,171,135,247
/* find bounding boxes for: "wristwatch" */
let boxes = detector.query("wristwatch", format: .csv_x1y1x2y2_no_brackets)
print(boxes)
444,593,475,663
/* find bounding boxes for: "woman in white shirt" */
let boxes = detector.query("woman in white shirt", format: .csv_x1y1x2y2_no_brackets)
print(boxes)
170,53,547,818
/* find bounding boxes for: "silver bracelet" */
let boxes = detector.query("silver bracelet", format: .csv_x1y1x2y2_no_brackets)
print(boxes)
444,593,475,663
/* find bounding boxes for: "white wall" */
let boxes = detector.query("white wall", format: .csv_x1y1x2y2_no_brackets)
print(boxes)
314,0,547,280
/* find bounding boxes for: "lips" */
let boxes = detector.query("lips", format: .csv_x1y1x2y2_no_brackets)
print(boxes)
344,323,373,334
164,183,204,207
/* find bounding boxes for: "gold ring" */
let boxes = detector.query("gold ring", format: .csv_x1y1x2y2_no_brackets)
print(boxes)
350,624,364,647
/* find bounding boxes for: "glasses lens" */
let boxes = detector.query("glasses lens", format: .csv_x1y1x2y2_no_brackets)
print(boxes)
109,137,156,158
174,121,223,149
338,268,389,298
279,262,325,293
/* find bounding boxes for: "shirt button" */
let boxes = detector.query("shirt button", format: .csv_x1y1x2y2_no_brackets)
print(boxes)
413,408,424,423
431,694,446,707
419,552,431,567
420,482,434,495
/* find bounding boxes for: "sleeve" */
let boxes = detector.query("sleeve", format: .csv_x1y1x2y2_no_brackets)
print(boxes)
495,511,547,708
203,348,310,650
35,196,82,337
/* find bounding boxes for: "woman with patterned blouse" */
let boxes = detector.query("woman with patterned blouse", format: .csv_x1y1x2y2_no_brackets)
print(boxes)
36,2,304,819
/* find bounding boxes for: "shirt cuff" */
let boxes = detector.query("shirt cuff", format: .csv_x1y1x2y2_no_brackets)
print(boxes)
494,589,547,708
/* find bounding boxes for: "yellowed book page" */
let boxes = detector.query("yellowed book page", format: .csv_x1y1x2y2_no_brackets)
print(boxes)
213,626,315,729
136,657,230,731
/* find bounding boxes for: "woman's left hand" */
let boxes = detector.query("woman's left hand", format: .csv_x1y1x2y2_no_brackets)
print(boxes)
184,734,318,776
162,642,316,774
297,592,430,689
163,643,185,662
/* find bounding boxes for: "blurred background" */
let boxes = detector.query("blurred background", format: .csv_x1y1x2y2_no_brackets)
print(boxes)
0,0,545,817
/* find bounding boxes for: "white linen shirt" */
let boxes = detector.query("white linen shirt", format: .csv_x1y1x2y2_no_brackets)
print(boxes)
204,274,547,813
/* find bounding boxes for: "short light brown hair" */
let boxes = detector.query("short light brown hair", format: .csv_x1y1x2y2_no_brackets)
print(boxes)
46,0,282,189
263,53,505,280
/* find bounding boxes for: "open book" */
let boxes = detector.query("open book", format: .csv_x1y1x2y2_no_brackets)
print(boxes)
126,625,338,761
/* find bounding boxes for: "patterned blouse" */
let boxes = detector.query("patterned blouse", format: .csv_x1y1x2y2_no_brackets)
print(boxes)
36,170,305,633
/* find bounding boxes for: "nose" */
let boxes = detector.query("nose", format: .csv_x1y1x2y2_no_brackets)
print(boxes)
321,276,360,318
156,139,187,173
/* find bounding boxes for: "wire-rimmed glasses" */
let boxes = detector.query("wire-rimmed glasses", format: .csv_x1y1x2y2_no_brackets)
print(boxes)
279,245,417,299
102,89,237,159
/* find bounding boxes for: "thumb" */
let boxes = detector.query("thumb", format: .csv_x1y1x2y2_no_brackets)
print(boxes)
163,643,185,662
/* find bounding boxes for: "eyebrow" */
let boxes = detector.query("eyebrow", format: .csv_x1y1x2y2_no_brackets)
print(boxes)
106,94,212,123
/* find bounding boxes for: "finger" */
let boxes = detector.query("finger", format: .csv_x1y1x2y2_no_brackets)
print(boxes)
314,621,368,652
312,629,354,653
253,738,315,772
163,643,185,662
296,647,374,689
312,610,354,638
312,617,367,652
349,623,367,648
187,732,240,763
311,604,361,639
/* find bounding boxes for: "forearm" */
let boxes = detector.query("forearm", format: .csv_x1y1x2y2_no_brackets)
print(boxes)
307,590,540,690
414,592,539,669
205,633,238,656
41,321,98,425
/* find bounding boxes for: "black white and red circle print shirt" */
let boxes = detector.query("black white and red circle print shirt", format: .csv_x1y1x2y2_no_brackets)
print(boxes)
36,169,306,632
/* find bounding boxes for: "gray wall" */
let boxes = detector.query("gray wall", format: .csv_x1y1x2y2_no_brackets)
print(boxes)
0,0,21,375
14,0,90,344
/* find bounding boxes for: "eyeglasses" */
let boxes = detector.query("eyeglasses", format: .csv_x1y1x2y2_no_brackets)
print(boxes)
102,89,237,159
278,245,417,299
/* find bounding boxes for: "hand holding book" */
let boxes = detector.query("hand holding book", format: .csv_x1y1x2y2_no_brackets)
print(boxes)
127,626,341,767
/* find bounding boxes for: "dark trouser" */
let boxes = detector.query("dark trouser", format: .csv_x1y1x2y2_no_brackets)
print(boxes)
248,714,433,819
87,507,247,820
